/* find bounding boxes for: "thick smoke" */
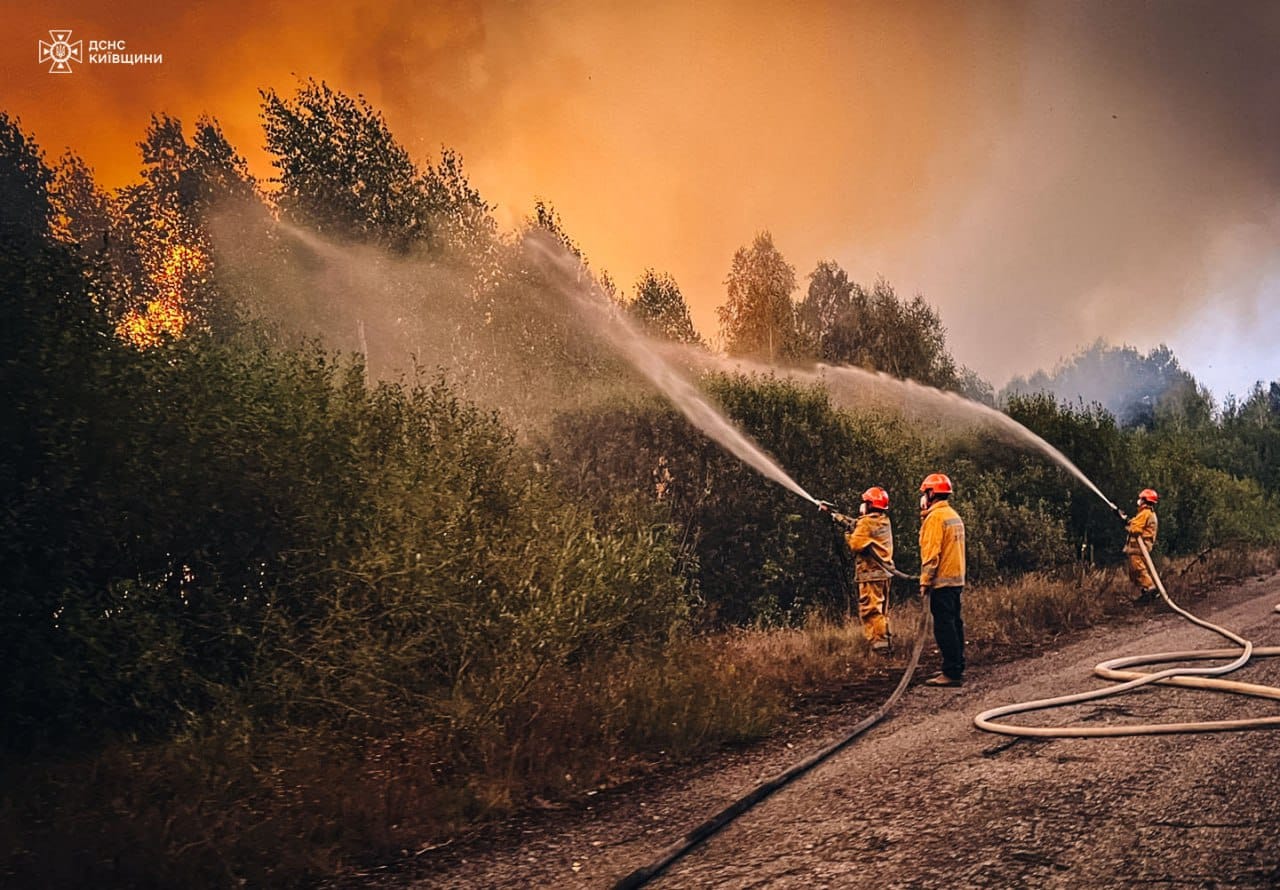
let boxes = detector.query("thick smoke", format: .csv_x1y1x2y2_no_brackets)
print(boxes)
6,1,1277,399
896,0,1280,399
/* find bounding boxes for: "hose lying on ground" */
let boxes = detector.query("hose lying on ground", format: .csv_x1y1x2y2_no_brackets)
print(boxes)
613,562,928,890
975,539,1280,737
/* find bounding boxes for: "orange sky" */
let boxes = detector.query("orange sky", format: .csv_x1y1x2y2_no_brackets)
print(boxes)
4,1,1278,395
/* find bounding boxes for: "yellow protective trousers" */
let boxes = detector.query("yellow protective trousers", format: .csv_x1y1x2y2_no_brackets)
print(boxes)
858,579,890,644
1127,552,1154,591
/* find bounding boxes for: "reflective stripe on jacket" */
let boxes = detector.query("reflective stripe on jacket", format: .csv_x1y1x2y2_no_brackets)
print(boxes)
845,512,894,582
919,500,965,589
1124,507,1158,554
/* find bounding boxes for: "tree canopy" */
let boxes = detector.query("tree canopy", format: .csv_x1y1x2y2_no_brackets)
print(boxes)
717,231,799,360
629,268,701,344
1003,340,1213,429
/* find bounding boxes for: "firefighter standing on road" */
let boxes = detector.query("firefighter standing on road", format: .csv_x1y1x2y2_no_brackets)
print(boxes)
919,473,966,687
1125,488,1160,604
832,487,895,652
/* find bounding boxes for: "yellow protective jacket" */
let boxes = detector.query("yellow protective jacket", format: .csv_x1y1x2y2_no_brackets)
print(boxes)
1124,507,1158,554
919,500,965,589
844,512,894,582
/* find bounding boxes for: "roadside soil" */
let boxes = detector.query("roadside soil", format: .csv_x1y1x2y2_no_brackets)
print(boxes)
336,571,1280,889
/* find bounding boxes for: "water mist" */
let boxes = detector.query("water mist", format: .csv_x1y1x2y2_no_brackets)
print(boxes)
655,343,1125,516
526,236,820,507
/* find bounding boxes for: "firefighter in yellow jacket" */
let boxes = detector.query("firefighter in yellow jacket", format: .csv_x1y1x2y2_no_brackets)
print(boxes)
834,487,895,652
918,473,966,687
1126,488,1160,603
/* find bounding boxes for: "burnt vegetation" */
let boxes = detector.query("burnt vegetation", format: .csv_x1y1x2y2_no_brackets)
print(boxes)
2,83,1279,886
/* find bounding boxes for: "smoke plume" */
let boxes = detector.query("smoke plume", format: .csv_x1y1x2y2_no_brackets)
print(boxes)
4,0,1277,397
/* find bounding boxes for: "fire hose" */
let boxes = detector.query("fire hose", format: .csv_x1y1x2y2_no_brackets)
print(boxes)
974,537,1280,737
614,507,1280,888
612,512,929,889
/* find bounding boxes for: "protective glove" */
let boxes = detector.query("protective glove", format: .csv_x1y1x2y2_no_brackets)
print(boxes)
817,500,854,529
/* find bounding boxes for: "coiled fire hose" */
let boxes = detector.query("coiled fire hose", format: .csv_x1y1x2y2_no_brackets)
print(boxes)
615,527,1280,886
975,538,1280,737
613,557,929,889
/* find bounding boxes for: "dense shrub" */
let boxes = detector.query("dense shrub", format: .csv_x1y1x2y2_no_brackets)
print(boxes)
546,375,933,625
3,315,689,752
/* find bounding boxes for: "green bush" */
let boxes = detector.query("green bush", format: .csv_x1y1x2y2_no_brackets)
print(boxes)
546,374,930,625
1143,438,1278,553
3,303,688,751
952,472,1071,581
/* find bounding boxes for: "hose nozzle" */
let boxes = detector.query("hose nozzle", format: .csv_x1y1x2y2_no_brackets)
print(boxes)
818,500,855,530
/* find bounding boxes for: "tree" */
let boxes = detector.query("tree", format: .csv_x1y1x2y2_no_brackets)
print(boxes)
46,151,137,328
862,280,957,387
1215,379,1280,492
520,199,617,301
1003,340,1212,429
0,113,52,245
48,151,112,256
186,116,260,212
629,268,700,344
261,80,425,249
717,231,799,361
957,366,995,406
527,199,583,259
795,264,962,390
455,199,628,405
420,147,495,257
107,113,263,343
796,259,855,358
0,113,125,748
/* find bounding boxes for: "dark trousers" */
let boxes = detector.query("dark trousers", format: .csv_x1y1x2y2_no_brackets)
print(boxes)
929,586,965,679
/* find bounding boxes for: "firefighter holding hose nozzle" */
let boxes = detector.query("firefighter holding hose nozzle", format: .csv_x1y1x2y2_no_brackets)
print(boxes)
825,488,896,653
1125,488,1160,604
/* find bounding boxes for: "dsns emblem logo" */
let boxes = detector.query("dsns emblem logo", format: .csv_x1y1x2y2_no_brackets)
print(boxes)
39,30,83,74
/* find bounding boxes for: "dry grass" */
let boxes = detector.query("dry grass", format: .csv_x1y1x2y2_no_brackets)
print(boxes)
1166,544,1280,593
965,568,1126,648
962,544,1280,658
5,546,1276,888
718,616,881,687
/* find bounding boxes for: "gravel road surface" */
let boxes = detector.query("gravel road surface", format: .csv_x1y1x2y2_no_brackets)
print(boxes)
356,573,1280,889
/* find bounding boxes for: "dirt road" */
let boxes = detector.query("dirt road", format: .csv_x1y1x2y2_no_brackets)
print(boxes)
367,573,1280,888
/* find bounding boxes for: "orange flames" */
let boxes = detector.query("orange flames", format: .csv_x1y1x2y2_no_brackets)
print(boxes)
117,241,205,349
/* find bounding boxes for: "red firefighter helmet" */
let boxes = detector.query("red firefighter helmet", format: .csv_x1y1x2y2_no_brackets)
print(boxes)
920,473,953,495
1138,488,1159,505
861,486,890,510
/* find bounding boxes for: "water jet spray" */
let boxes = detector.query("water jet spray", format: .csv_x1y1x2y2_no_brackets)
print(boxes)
271,224,1279,859
525,235,823,509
